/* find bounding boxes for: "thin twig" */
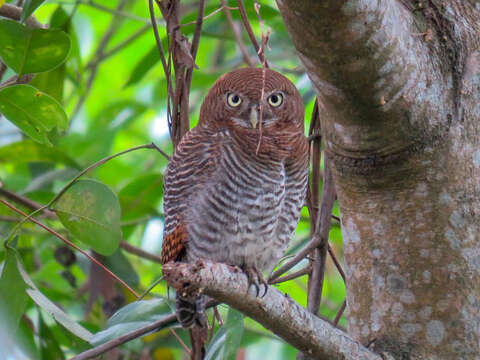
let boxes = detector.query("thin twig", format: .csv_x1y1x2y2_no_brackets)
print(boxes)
85,24,151,69
253,0,269,68
0,73,35,90
268,265,311,284
269,238,318,281
170,328,191,356
333,300,346,326
306,155,336,314
0,215,22,222
184,0,206,99
237,0,263,63
0,188,56,219
119,241,163,264
138,276,164,300
69,314,177,360
71,0,129,119
148,0,175,126
69,300,219,360
120,216,152,226
0,199,139,298
5,143,168,244
51,143,167,207
52,0,152,23
221,0,254,66
0,3,45,28
328,244,345,281
181,5,237,28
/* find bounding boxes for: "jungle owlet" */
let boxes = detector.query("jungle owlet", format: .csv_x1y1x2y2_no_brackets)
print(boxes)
161,67,309,331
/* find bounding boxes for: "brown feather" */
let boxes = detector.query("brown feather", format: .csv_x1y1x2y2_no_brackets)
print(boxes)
161,219,187,264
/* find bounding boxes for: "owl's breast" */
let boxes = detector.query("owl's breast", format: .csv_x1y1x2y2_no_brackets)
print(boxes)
186,139,288,271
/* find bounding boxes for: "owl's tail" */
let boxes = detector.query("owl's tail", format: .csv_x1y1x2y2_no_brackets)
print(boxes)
176,293,207,360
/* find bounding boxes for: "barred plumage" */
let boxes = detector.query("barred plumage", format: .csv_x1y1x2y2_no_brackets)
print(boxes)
161,68,309,356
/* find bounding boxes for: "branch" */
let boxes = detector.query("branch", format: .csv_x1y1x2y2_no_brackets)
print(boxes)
221,0,255,66
237,0,266,66
268,265,310,285
0,3,45,28
119,241,162,264
71,0,129,119
85,24,151,69
70,314,177,360
74,0,153,23
306,155,336,313
163,261,381,360
0,188,56,219
69,299,219,360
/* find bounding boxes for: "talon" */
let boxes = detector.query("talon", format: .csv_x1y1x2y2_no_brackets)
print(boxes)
242,265,268,298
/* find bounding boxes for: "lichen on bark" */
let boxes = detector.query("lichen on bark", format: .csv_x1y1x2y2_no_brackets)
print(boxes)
277,0,480,358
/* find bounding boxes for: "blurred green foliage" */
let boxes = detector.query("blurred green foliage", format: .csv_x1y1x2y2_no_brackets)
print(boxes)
0,0,345,358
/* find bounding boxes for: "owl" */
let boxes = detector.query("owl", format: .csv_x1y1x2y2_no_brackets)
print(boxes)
161,67,309,332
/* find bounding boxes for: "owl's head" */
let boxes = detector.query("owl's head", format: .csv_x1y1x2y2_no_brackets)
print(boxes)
199,68,304,131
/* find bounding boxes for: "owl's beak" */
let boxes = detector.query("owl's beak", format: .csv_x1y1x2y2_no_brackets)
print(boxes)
249,105,259,129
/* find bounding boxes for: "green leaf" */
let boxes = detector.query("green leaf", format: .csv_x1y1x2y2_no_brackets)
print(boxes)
119,173,163,239
103,249,139,287
124,45,160,88
30,6,74,103
119,173,163,220
52,179,122,256
91,299,174,346
15,255,94,342
0,19,71,75
0,84,68,145
21,0,46,22
0,140,79,167
30,60,66,103
16,315,41,360
0,245,28,335
205,307,244,360
39,312,65,360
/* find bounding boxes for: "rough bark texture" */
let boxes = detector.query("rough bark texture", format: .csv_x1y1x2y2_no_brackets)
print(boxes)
277,0,480,359
163,261,381,360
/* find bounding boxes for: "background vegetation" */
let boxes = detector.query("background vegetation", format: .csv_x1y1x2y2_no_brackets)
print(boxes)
0,0,345,358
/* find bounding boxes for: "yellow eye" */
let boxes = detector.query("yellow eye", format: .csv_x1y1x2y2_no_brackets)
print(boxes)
227,93,242,107
268,93,283,107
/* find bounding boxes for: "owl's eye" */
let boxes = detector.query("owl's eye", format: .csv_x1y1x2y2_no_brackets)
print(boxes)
227,93,242,107
268,93,284,107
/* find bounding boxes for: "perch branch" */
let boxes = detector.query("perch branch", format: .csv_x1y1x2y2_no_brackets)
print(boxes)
163,261,381,360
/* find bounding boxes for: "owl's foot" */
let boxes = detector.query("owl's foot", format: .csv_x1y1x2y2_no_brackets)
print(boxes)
242,265,268,298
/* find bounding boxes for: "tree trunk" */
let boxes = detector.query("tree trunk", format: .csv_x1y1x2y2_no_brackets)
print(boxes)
277,1,480,358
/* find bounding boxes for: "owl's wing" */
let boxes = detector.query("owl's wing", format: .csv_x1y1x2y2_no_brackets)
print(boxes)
277,138,309,242
161,127,221,264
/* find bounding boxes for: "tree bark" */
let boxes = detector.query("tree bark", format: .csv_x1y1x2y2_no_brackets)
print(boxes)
276,0,480,358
